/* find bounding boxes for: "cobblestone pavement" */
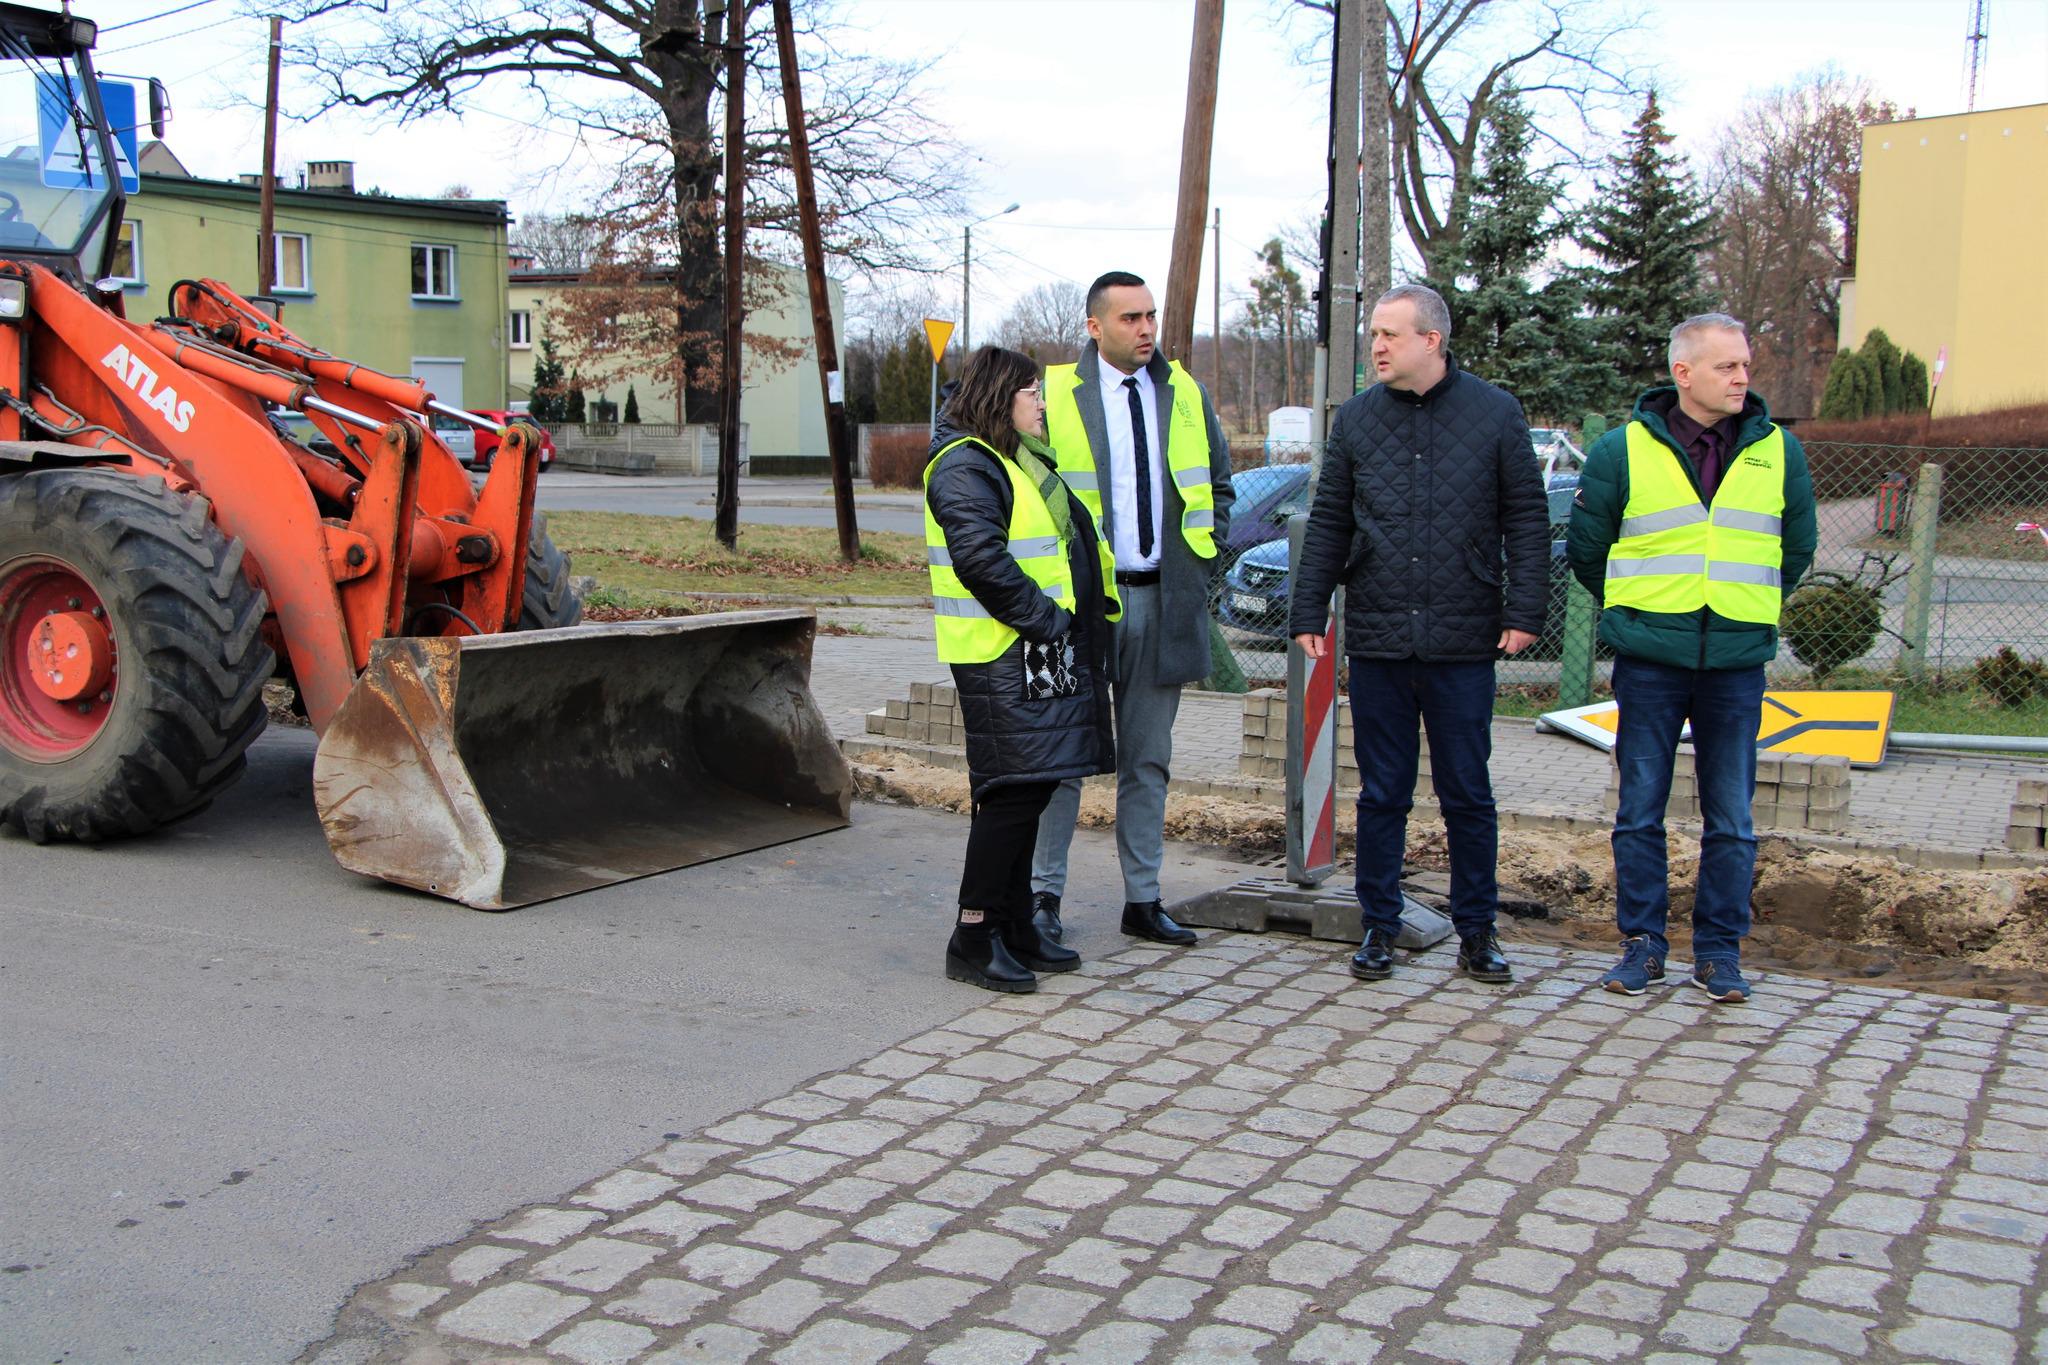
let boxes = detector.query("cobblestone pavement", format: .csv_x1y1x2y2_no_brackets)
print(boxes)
810,633,2047,861
313,935,2047,1364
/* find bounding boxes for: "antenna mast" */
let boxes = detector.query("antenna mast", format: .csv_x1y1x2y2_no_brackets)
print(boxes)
1965,0,1989,111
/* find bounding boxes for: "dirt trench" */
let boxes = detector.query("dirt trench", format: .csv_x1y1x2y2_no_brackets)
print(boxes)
852,755,2048,1007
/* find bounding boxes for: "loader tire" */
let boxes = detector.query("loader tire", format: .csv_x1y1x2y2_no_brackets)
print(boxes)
518,513,582,630
0,470,275,842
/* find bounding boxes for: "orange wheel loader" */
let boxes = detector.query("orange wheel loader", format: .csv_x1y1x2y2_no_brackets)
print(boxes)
0,5,851,907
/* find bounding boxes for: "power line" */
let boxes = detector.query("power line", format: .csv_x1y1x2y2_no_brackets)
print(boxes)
99,13,242,55
102,0,221,34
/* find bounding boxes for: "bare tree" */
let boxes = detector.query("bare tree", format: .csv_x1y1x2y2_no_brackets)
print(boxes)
1704,71,1901,419
1286,0,1642,276
270,0,969,420
513,211,602,270
995,282,1087,359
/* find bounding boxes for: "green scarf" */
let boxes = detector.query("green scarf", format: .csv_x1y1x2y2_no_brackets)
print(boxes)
1013,432,1073,546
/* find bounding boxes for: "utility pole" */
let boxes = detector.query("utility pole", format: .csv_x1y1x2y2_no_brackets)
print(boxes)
772,0,859,563
1163,0,1224,366
714,0,745,550
962,224,972,353
1360,0,1392,309
257,15,281,295
1316,0,1364,449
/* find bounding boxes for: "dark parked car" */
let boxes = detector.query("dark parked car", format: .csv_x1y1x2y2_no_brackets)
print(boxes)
1217,463,1313,567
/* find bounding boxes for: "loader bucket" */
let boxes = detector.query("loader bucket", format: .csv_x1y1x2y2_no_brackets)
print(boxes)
311,609,855,909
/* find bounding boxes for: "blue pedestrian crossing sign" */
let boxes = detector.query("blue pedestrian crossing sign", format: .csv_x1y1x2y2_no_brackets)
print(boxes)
36,75,140,194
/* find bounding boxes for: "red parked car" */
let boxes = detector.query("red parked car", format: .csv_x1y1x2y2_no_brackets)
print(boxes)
468,409,556,472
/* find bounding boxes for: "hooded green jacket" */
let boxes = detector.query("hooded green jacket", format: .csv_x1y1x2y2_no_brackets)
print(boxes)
1566,387,1818,671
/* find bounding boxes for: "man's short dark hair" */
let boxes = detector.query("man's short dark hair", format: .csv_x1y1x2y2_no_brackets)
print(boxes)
1087,271,1147,318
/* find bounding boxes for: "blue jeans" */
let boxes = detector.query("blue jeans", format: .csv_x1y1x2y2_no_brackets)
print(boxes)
1611,655,1765,964
1349,657,1498,938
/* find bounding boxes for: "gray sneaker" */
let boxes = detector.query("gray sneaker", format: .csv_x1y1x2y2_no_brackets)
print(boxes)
1691,959,1751,1004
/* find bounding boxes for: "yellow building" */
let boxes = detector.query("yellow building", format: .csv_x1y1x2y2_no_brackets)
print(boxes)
507,264,844,463
1839,103,2048,415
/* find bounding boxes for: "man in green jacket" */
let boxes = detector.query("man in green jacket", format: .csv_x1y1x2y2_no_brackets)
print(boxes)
1566,314,1817,1004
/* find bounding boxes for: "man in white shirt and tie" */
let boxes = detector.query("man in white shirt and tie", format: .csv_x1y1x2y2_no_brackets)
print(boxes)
1031,271,1236,946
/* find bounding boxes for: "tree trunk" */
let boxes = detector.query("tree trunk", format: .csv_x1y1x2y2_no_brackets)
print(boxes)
646,0,722,424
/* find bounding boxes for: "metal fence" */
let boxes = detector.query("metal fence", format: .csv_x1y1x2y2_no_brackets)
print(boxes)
1204,440,2048,730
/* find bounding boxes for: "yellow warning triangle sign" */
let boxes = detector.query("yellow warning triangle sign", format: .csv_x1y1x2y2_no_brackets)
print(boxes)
922,318,955,363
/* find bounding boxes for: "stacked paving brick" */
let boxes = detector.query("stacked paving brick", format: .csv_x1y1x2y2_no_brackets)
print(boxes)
1239,690,1431,802
1599,751,1851,832
2009,778,2048,853
866,681,964,748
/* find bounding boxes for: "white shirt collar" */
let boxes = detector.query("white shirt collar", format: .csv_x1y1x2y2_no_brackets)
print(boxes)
1098,352,1149,393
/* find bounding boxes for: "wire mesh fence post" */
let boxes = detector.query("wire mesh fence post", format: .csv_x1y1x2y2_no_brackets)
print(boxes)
1899,461,1944,678
1555,412,1606,707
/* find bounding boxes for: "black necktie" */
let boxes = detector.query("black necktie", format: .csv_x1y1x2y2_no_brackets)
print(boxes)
1123,376,1154,559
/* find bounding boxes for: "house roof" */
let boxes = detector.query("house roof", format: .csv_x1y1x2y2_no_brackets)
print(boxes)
137,171,510,226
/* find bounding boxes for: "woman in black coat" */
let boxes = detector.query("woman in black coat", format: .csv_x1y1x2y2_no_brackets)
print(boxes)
925,346,1116,993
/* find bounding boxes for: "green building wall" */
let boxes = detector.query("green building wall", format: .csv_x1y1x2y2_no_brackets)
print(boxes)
121,174,510,411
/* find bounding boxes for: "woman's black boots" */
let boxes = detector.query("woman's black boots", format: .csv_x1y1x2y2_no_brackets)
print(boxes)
946,915,1036,993
1000,908,1081,974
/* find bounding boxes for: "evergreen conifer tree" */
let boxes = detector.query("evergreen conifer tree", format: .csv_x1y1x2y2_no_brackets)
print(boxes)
1861,329,1903,414
1579,91,1717,396
1818,348,1859,421
624,385,642,424
1897,351,1930,414
528,335,568,423
1431,89,1611,422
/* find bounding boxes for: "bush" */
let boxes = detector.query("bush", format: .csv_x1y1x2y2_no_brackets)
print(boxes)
867,426,934,490
1863,328,1904,415
1897,352,1930,414
1780,556,1903,683
1817,348,1860,422
1972,647,2044,707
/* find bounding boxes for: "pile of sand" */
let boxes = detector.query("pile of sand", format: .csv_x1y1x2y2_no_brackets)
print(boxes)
851,754,2048,1006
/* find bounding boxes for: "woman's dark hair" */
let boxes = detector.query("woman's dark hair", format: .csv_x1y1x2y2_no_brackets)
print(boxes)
945,346,1040,456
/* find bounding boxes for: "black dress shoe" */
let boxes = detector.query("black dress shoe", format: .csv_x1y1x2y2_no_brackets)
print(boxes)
1121,900,1197,945
1001,912,1081,973
1030,891,1064,944
945,923,1037,993
1458,930,1513,983
1351,926,1396,980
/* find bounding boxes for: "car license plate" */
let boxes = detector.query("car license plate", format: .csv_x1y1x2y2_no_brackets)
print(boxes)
1231,592,1269,616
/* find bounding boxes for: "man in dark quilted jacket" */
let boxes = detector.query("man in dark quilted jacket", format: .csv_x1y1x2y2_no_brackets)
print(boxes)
1289,284,1548,985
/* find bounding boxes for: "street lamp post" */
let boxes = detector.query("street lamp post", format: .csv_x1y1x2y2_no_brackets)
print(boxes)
962,202,1019,354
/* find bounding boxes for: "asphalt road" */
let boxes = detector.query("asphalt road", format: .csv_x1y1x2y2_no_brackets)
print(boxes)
0,726,1252,1362
531,473,926,538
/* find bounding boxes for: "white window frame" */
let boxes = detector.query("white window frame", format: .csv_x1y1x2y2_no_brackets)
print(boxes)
272,231,312,294
109,218,143,286
411,243,457,301
508,309,532,349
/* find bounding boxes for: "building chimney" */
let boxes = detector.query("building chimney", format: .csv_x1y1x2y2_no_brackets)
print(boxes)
307,160,356,193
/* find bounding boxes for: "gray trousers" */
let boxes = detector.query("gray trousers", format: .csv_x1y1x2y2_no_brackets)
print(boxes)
1032,582,1182,904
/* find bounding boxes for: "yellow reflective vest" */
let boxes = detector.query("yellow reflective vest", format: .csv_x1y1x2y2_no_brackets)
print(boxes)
924,436,1114,664
1043,360,1218,560
1604,421,1787,625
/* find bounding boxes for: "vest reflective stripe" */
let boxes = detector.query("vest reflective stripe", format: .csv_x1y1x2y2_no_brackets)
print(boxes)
1608,553,1706,578
1716,509,1782,536
1709,562,1781,587
933,582,1068,617
1605,422,1788,625
1619,504,1708,538
1044,359,1217,559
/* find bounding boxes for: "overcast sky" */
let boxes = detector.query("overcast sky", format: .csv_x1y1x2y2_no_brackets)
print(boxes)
80,0,2048,338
